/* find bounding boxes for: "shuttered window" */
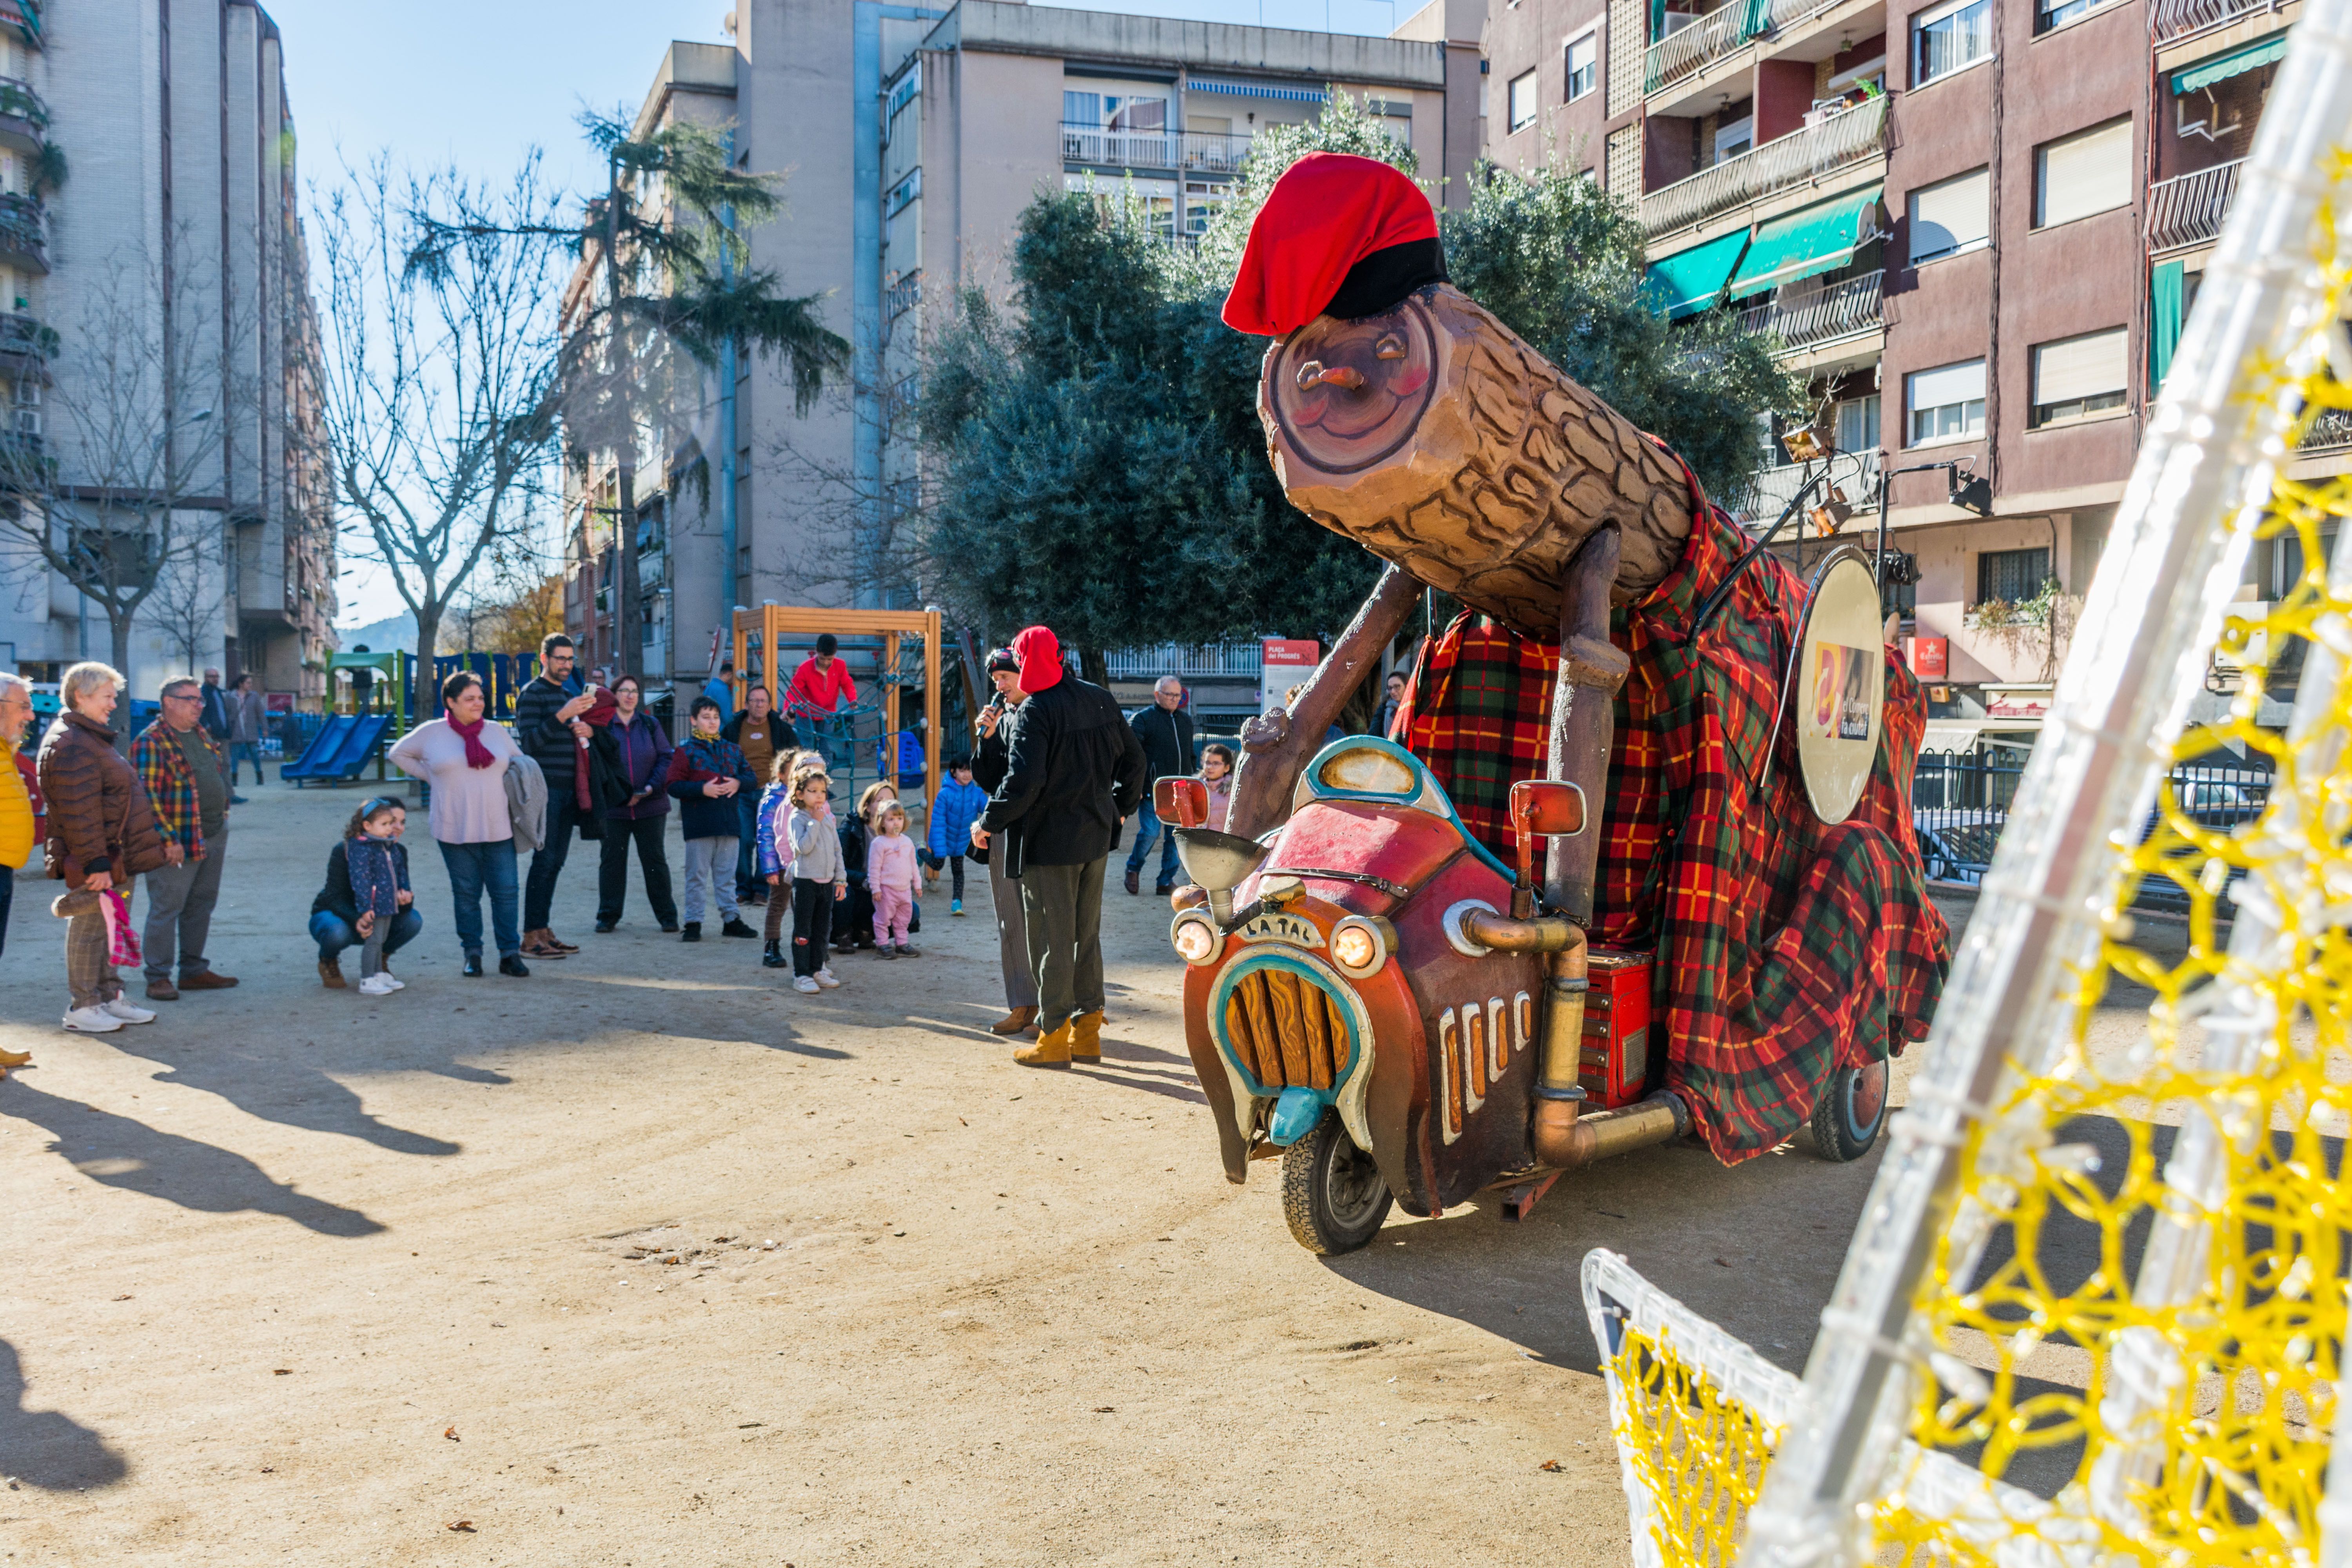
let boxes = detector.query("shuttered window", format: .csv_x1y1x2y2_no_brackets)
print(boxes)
1909,167,1989,263
2030,327,2128,425
2034,118,2132,228
1566,31,1599,101
1908,358,1986,445
1509,69,1539,132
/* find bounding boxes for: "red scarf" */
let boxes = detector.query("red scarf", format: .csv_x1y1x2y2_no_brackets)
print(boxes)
574,686,618,809
448,715,497,770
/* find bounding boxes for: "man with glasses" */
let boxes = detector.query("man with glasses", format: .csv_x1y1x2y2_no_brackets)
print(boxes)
129,677,241,1000
512,633,598,959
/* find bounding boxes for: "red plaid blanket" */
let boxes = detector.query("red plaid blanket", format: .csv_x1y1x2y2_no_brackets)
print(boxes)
1398,490,1949,1163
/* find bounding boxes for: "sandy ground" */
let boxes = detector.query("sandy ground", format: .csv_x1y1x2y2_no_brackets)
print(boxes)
0,779,1980,1566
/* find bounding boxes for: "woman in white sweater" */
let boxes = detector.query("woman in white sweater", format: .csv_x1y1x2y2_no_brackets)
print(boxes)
387,670,528,978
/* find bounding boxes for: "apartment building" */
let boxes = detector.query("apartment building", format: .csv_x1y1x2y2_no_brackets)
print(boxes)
566,0,1485,696
0,0,334,704
1486,0,2309,731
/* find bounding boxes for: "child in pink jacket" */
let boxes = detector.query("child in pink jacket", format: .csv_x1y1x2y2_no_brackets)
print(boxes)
866,802,922,957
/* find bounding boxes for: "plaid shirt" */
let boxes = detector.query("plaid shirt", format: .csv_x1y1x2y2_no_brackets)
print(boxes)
131,720,227,860
1399,464,1949,1165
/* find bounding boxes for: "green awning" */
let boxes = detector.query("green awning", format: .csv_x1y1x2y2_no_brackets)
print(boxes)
2172,32,2288,95
1728,185,1886,297
1645,227,1752,319
2151,259,2185,389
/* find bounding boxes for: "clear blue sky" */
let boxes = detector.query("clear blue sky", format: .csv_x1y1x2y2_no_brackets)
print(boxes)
275,0,1398,626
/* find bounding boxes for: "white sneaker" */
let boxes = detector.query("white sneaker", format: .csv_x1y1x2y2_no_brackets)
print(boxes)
358,973,399,996
101,997,157,1024
378,973,405,991
62,1005,122,1033
814,968,841,989
793,976,820,994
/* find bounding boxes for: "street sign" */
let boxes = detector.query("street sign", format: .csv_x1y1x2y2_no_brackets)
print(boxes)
1261,638,1320,713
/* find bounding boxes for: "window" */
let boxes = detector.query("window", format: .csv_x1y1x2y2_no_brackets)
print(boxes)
1713,115,1753,162
2030,327,2128,425
2038,0,2119,31
1913,0,1991,85
2034,118,2132,228
1908,358,1986,445
1565,31,1599,101
1978,547,2052,605
1908,167,1990,264
1836,394,1881,456
1508,68,1539,132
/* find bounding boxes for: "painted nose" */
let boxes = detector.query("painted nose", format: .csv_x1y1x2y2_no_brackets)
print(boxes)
1294,360,1365,392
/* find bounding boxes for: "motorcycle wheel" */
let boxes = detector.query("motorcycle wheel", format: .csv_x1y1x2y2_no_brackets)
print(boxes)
1281,1110,1393,1255
1808,1058,1890,1163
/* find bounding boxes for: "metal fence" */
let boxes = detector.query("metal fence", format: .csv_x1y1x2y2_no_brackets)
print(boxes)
1913,748,2270,912
1105,642,1265,680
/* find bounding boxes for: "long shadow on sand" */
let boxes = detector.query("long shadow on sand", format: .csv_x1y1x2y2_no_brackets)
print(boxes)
0,1339,126,1490
105,1032,464,1158
0,1080,385,1236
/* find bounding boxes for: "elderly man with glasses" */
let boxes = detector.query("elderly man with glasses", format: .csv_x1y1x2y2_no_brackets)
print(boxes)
129,676,242,1000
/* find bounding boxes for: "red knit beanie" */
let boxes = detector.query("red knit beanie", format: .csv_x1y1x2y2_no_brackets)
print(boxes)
1011,625,1064,692
1220,152,1442,338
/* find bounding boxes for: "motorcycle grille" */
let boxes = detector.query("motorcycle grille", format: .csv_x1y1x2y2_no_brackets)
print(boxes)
1222,965,1351,1091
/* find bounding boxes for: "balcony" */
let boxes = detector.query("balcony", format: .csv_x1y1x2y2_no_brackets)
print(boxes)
2301,405,2352,454
1737,269,1883,354
1730,448,1882,524
0,192,45,273
0,76,45,156
2150,0,2274,42
2146,159,2241,253
0,310,49,370
1647,0,1883,100
1061,124,1256,178
1643,94,1889,239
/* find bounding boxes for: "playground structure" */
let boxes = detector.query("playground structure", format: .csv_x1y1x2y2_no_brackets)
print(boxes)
1592,9,2352,1564
731,605,946,812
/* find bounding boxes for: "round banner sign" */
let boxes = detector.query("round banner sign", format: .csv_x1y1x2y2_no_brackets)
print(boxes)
1789,546,1885,824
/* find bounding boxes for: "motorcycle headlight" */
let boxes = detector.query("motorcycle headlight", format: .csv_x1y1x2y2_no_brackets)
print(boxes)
1171,912,1221,966
1329,916,1390,978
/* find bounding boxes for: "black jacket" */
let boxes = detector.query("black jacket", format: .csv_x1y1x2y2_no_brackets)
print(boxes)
1129,704,1195,787
978,675,1147,873
512,676,580,792
311,839,411,926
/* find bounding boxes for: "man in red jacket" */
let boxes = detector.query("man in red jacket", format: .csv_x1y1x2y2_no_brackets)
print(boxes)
784,633,858,771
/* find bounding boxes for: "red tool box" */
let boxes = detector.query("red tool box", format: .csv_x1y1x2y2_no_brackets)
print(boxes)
1580,949,1653,1109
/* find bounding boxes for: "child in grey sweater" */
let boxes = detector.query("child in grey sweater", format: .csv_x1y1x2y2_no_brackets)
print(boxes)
784,764,847,993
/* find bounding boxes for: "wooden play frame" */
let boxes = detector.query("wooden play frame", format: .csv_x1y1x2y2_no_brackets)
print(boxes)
731,605,944,809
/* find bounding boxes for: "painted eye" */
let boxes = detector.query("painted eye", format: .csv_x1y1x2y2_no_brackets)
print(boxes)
1374,334,1406,360
1331,924,1380,972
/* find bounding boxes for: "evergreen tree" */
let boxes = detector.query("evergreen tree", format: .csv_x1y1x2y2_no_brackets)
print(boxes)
915,91,1797,663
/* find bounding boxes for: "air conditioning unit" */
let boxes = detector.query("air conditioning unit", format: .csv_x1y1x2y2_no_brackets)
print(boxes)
13,377,37,406
13,408,38,436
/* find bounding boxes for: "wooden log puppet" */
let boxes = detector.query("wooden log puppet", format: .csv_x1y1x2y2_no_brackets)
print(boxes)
1205,154,1949,1175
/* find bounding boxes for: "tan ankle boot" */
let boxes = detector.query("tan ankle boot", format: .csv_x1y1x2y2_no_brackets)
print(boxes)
1015,1019,1073,1068
989,1006,1038,1037
1069,1009,1104,1062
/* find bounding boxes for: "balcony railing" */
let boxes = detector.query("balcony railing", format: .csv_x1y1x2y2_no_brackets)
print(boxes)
1645,0,1877,95
0,192,45,272
2150,0,2272,41
2301,405,2352,454
1105,642,1265,680
2146,158,2241,252
1728,448,1882,524
1737,269,1884,352
1061,124,1256,176
0,310,49,363
1643,94,1889,238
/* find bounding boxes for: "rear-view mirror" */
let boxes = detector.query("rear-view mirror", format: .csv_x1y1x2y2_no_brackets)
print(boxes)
1156,775,1209,829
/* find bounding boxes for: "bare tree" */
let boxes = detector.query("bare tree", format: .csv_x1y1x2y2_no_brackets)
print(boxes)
146,533,223,678
312,156,565,720
0,244,249,676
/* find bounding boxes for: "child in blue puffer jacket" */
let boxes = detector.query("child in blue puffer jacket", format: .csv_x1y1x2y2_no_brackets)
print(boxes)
923,755,988,915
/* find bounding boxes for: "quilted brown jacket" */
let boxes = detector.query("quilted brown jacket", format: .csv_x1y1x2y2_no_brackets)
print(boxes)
38,710,168,887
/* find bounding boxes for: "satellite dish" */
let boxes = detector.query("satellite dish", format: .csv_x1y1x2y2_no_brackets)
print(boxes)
1780,546,1884,824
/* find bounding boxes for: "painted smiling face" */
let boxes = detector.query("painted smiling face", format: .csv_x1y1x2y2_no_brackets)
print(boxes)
1263,295,1439,476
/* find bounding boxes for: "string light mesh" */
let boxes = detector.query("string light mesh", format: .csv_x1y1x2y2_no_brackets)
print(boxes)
1594,201,2352,1568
